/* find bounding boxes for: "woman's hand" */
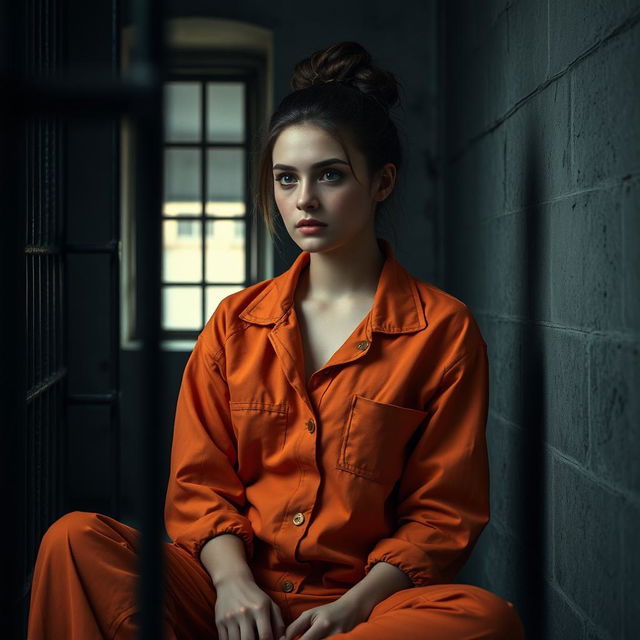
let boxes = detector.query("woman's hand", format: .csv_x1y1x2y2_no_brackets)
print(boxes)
214,575,286,640
283,594,371,640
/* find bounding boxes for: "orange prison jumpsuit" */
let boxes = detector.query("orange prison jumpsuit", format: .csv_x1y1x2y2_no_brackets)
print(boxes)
28,237,524,639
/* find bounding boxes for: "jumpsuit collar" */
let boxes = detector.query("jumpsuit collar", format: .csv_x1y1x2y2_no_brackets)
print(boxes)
238,237,427,335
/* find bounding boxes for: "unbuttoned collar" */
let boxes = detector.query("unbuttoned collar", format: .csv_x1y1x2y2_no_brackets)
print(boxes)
238,237,427,335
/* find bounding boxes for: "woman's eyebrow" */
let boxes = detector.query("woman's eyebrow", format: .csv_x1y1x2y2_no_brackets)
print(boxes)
272,158,349,171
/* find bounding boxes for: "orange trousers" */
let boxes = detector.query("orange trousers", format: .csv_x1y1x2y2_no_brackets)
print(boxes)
27,512,525,639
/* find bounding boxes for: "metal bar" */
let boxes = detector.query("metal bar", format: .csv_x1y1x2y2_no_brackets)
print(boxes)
37,253,42,387
64,241,120,253
243,78,251,290
67,392,119,404
110,80,123,517
24,244,61,255
44,254,50,380
201,79,207,329
129,0,167,638
25,369,67,403
4,74,166,116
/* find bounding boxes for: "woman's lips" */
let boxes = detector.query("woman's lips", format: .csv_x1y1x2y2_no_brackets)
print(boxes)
298,225,327,235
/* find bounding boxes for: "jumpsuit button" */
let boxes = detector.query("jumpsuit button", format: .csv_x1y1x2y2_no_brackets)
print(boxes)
356,340,369,351
292,512,305,526
282,580,294,593
306,419,315,433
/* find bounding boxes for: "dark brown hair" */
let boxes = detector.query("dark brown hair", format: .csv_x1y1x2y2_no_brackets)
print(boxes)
253,41,403,239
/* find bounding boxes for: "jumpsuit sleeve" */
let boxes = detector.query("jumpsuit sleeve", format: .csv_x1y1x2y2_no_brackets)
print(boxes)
164,319,254,562
363,317,490,588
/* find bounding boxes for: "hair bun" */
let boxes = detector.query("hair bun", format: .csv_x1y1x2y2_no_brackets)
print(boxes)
290,41,400,111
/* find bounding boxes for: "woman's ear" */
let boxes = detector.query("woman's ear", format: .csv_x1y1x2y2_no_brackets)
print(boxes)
373,163,397,202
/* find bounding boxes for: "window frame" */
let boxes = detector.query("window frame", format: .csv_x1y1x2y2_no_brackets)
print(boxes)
127,49,269,345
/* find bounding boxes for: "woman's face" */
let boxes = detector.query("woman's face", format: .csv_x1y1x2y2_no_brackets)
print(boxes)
271,123,393,254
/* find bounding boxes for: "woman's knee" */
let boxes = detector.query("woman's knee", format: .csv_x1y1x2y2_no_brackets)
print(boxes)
40,511,102,551
457,584,524,639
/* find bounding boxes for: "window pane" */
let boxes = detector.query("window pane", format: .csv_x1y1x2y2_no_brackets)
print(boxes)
163,220,202,283
207,82,245,143
206,285,245,320
206,220,245,283
162,286,202,330
206,148,245,217
164,82,201,142
164,148,202,216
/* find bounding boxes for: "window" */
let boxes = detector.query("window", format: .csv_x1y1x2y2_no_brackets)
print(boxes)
162,78,250,337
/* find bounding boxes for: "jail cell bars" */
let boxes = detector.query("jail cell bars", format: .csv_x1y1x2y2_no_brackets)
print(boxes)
12,0,69,633
1,0,168,636
23,116,67,632
22,0,68,620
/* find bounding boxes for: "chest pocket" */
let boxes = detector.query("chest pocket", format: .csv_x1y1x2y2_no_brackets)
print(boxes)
229,401,289,464
337,394,428,485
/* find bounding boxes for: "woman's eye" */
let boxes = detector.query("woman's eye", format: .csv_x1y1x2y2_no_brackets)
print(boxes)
274,169,343,188
275,173,296,187
322,169,343,182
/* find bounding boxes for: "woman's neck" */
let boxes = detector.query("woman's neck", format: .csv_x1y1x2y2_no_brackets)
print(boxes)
299,236,385,304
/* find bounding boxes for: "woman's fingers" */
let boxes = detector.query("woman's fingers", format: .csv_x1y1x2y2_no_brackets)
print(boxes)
238,614,256,640
284,610,311,640
213,580,286,640
224,619,239,640
253,601,275,640
270,599,286,639
299,617,331,640
216,619,229,640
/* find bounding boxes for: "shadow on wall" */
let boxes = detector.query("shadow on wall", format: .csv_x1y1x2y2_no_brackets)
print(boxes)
455,115,551,636
514,116,548,638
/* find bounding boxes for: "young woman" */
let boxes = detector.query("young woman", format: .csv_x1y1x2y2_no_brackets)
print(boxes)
27,42,525,639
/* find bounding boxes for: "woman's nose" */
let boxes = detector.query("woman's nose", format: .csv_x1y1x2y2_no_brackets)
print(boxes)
296,182,319,210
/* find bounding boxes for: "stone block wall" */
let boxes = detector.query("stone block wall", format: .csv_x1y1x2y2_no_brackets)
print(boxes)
442,2,640,638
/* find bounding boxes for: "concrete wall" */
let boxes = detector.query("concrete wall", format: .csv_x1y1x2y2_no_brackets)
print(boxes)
443,2,640,638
